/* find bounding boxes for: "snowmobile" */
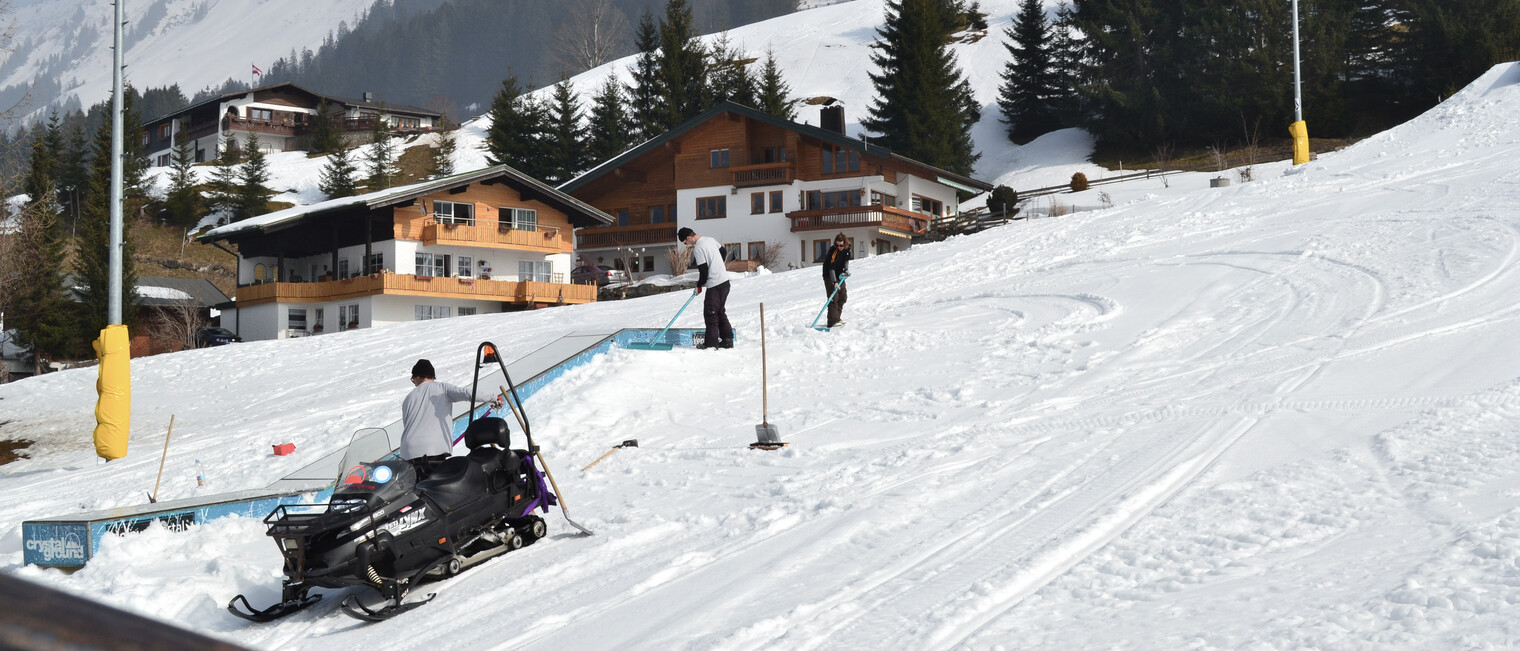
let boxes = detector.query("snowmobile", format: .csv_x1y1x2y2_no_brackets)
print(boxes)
229,342,591,623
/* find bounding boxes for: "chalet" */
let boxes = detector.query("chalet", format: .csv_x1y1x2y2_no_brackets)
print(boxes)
560,101,992,276
141,82,441,167
197,165,612,342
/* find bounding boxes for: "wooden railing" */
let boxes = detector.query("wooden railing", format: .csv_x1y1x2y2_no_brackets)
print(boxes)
184,122,220,140
223,116,304,136
730,161,794,187
235,273,594,305
421,219,572,253
576,223,676,249
786,205,931,235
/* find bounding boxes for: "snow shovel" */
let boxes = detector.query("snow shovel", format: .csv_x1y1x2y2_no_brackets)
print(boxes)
752,304,785,450
809,276,847,331
580,439,640,471
497,385,594,536
627,290,698,351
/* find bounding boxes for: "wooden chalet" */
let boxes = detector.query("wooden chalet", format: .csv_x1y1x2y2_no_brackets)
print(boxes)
560,101,991,276
198,165,612,341
141,82,441,167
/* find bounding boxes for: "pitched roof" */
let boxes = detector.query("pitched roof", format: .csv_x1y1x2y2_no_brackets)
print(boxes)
559,101,993,194
198,164,613,243
144,82,439,126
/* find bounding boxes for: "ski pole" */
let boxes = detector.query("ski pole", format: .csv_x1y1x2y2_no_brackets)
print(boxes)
809,276,847,329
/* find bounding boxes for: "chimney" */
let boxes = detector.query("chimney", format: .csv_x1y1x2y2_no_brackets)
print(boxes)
820,105,844,135
363,92,373,103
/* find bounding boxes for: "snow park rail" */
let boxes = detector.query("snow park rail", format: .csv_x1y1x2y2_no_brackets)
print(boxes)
21,328,707,568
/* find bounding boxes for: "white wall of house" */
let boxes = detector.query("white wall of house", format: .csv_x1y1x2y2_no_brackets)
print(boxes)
369,295,501,326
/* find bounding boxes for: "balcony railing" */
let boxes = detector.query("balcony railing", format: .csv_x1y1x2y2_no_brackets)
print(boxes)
235,273,594,306
223,116,305,137
786,205,932,235
730,161,794,187
421,219,572,253
184,122,220,140
576,223,677,249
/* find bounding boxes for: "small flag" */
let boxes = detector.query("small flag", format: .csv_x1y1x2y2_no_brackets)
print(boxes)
252,63,262,76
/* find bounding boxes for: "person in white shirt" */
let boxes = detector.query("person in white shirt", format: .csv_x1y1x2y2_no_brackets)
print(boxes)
400,358,473,478
678,227,733,349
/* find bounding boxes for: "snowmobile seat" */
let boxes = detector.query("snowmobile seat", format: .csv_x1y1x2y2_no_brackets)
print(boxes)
416,457,488,512
463,417,512,478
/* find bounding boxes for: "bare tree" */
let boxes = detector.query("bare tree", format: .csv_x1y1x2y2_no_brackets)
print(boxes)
1151,141,1174,188
551,0,633,73
149,299,207,352
756,239,788,271
666,244,691,277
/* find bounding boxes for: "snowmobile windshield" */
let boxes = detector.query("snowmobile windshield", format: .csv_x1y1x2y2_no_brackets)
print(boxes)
333,460,416,510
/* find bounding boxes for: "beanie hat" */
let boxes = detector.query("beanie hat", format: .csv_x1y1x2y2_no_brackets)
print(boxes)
676,227,695,242
411,359,435,379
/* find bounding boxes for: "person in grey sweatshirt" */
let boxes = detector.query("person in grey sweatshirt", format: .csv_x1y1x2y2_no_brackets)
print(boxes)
399,358,472,478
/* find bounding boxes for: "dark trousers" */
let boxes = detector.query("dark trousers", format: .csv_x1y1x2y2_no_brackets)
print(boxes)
703,281,733,345
824,278,847,325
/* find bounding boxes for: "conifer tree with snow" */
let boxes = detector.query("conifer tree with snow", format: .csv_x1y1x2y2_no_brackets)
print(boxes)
12,132,72,369
236,133,275,220
430,126,457,179
627,11,665,141
998,0,1063,144
756,49,797,120
657,0,709,130
862,0,980,175
161,131,202,227
363,118,397,190
75,109,142,340
587,74,635,167
319,144,359,198
545,78,588,185
483,73,550,180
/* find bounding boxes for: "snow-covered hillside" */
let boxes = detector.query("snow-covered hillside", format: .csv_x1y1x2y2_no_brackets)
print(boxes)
4,23,1520,646
0,0,378,122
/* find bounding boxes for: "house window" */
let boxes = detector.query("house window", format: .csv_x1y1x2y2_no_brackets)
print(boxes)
723,243,740,262
650,205,666,224
415,252,448,277
156,154,170,167
414,305,452,320
365,252,384,275
911,195,943,216
644,255,656,272
814,239,832,263
288,308,307,332
760,146,787,163
501,207,537,231
313,308,325,332
338,259,349,279
800,239,806,263
616,209,629,226
821,146,860,174
140,132,149,147
518,260,552,283
751,192,765,215
339,304,360,329
876,239,892,255
748,241,764,262
435,200,475,225
871,191,897,207
395,117,421,129
249,108,273,122
769,190,783,213
458,306,477,317
807,190,862,210
457,255,473,278
159,124,171,139
709,149,730,168
696,196,726,219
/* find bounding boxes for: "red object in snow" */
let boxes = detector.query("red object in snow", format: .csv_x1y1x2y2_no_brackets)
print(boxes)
272,443,295,456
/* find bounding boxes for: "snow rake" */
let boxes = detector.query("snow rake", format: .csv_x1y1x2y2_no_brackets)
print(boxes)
627,291,698,350
810,277,847,331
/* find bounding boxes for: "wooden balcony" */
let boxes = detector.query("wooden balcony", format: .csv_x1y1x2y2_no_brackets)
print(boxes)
234,273,594,307
787,205,931,235
421,219,572,254
576,223,676,249
730,161,794,187
223,116,304,137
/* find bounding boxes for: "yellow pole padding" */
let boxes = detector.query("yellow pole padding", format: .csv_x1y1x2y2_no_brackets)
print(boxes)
1290,120,1310,165
92,325,131,460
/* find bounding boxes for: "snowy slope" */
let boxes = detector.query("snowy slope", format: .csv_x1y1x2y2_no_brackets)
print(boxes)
3,45,1520,648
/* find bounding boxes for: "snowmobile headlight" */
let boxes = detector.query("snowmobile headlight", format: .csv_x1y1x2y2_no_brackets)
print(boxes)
281,538,300,550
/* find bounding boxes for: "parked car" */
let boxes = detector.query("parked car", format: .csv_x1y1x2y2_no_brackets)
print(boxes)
571,264,629,286
195,327,243,347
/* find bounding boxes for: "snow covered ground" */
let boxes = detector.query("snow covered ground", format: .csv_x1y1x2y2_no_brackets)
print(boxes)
3,53,1520,647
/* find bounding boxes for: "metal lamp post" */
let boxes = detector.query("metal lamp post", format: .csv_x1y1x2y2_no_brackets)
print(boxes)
1289,0,1311,165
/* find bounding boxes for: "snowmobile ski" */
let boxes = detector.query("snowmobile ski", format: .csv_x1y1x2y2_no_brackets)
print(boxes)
339,592,435,622
227,591,322,623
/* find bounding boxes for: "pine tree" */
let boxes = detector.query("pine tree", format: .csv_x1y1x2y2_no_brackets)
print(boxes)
756,49,797,120
707,34,758,107
74,110,141,340
483,73,549,179
161,130,202,227
658,0,710,129
430,126,457,179
207,139,242,223
998,0,1063,144
235,133,275,220
627,11,665,140
309,99,343,154
58,122,89,236
319,145,360,198
13,132,73,369
587,74,636,166
42,110,68,212
862,0,980,175
545,78,588,184
363,118,396,190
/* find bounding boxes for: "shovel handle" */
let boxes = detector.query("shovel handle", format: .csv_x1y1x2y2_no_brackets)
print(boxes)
580,447,621,471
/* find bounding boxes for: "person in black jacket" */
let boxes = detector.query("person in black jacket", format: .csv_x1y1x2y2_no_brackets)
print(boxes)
821,232,851,328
